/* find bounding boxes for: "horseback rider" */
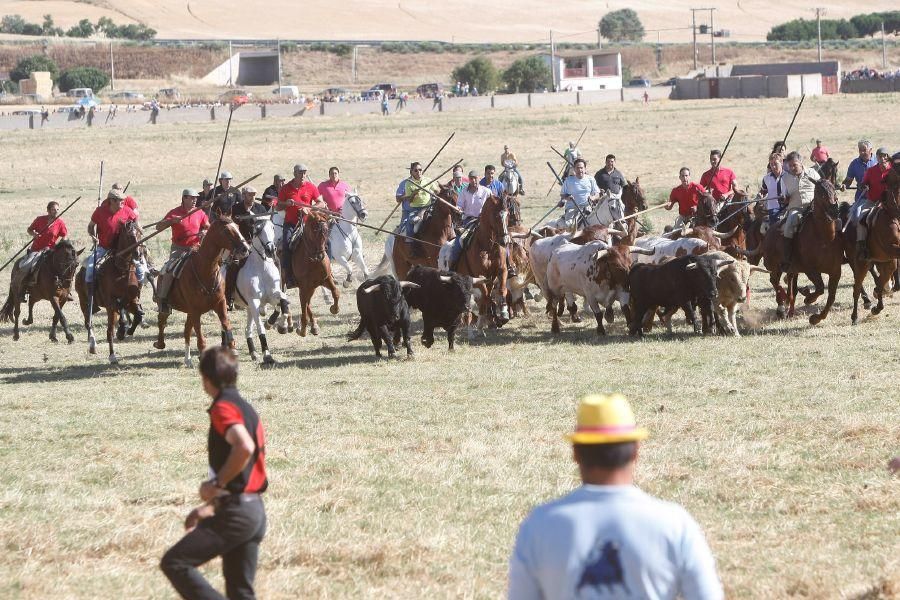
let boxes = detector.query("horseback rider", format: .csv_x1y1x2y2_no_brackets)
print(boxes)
155,189,210,315
212,171,241,219
448,170,491,268
853,147,893,259
198,178,215,207
594,154,627,223
499,145,525,195
85,189,140,295
10,201,69,298
562,141,582,179
262,174,285,206
480,164,506,198
276,163,322,287
559,158,599,227
780,151,821,271
399,162,438,255
317,166,351,213
448,166,468,196
841,140,876,202
665,167,705,228
758,152,786,235
700,149,738,211
225,186,268,309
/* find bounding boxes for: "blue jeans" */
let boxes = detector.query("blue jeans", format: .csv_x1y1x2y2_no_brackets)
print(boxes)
282,223,296,285
85,246,108,283
767,208,780,225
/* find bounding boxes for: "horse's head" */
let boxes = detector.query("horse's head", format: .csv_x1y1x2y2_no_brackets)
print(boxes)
482,194,510,245
344,193,368,222
51,239,81,280
813,179,840,221
817,158,840,186
305,211,330,249
623,178,648,213
251,216,277,259
207,217,251,259
695,190,718,225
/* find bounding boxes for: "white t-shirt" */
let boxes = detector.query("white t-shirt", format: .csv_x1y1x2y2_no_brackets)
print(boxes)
761,171,785,211
561,175,599,212
509,485,723,600
458,184,492,220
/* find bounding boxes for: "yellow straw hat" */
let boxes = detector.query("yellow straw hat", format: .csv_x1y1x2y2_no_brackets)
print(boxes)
566,394,649,445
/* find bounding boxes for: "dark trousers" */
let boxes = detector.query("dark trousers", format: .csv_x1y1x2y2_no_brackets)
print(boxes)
281,223,296,286
161,496,266,600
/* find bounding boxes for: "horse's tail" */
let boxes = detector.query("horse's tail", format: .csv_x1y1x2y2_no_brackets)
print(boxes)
347,320,365,342
0,289,16,324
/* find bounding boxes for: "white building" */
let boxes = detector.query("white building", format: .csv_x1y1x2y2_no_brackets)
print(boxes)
542,50,623,92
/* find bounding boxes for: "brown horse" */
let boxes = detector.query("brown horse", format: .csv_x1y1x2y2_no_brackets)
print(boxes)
383,185,458,279
453,194,511,330
1,240,83,342
619,179,649,244
153,218,249,367
753,180,842,324
714,189,751,254
743,199,769,265
848,168,900,324
692,189,719,228
74,219,142,363
290,210,340,337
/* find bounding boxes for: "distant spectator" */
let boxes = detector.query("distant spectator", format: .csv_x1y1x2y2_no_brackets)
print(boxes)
809,139,830,165
381,95,389,116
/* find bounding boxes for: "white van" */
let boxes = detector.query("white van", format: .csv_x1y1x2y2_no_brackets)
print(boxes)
66,88,94,99
273,85,300,98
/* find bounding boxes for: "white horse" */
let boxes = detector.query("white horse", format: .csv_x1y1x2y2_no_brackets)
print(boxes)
328,193,370,287
233,215,290,365
548,191,623,230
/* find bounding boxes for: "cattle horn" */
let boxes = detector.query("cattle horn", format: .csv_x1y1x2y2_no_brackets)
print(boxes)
712,225,739,239
471,276,487,285
594,248,609,260
439,275,453,283
627,246,655,255
510,231,532,239
749,265,769,274
715,259,735,274
685,263,698,270
399,281,421,289
681,226,694,236
606,227,626,236
362,284,382,294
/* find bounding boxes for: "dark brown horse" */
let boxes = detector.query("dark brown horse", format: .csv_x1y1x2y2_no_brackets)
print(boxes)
290,210,340,337
1,240,83,342
692,189,719,228
714,189,751,254
74,219,142,363
848,167,900,324
382,185,458,279
453,194,510,330
619,179,648,244
753,180,842,324
153,218,249,367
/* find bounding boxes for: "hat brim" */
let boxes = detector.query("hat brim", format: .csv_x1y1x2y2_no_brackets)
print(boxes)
567,428,648,445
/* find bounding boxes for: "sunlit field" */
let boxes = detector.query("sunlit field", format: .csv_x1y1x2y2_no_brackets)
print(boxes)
1,93,898,599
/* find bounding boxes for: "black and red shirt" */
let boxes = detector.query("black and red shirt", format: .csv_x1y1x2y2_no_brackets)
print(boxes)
208,387,268,495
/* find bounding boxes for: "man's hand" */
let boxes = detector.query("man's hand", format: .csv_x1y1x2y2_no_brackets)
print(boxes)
665,203,674,211
184,503,215,531
840,183,846,192
199,479,224,502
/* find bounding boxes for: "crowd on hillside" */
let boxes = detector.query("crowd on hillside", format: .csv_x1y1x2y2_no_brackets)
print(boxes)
843,65,900,80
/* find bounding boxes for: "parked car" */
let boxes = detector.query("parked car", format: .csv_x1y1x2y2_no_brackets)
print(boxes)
57,106,80,113
360,89,383,101
627,78,652,88
12,108,41,116
219,89,252,106
416,83,443,98
66,88,94,98
109,91,145,101
158,87,181,100
370,83,398,99
273,85,300,98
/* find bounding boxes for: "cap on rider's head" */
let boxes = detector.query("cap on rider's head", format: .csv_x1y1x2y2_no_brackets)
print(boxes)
876,147,891,158
468,170,478,179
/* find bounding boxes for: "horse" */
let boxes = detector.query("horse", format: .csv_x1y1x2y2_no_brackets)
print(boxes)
1,240,83,343
290,210,340,337
691,189,719,228
443,194,510,332
847,167,900,324
752,180,842,324
153,218,250,367
376,185,458,279
234,215,291,364
74,219,143,363
499,162,523,226
548,178,647,238
328,193,370,288
713,189,751,254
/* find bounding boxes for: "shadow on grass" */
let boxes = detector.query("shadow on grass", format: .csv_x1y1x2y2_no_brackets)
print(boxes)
0,359,182,384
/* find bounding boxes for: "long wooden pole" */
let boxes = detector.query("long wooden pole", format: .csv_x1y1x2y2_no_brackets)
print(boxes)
618,203,669,221
307,205,443,247
781,94,805,149
0,196,82,273
404,178,463,214
544,126,587,197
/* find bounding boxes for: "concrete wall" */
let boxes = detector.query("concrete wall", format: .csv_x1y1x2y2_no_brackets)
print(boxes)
841,79,899,94
439,96,492,112
740,76,768,98
321,101,382,117
529,91,577,107
800,73,823,96
621,86,670,102
492,94,530,109
577,90,622,105
731,61,840,77
674,74,823,100
785,75,803,98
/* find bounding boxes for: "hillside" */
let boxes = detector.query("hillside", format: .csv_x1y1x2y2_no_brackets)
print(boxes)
0,1,874,43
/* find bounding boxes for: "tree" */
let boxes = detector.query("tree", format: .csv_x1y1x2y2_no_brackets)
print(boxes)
599,9,644,42
10,55,59,83
502,56,552,93
58,67,110,93
66,19,95,38
41,14,63,37
451,57,499,93
0,15,27,34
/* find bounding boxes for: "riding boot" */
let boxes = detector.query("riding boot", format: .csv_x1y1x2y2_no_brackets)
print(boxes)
780,237,794,272
856,239,869,261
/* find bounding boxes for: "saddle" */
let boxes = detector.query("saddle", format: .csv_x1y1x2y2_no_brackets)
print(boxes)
450,221,480,271
288,223,305,251
413,205,435,236
162,250,194,279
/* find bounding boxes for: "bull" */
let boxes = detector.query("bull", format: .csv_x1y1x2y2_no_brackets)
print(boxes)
347,275,419,358
403,265,480,350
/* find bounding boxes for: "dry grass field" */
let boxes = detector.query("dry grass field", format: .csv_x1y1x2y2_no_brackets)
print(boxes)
0,93,898,598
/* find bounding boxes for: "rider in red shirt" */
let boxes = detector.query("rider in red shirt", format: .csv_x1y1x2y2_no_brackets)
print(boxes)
12,200,70,292
856,147,894,258
276,164,322,287
699,149,737,207
666,167,706,228
86,189,139,284
155,189,209,314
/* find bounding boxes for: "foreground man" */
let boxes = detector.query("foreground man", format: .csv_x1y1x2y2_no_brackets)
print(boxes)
509,394,723,600
161,346,268,600
558,158,599,226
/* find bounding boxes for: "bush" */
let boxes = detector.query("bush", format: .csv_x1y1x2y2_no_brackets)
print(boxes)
501,56,551,93
451,57,500,92
66,19,94,38
768,11,900,41
10,55,59,83
58,67,110,93
0,14,27,34
599,9,645,42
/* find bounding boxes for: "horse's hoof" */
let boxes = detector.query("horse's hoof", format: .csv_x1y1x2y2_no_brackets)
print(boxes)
871,306,883,316
297,328,306,338
49,334,58,343
862,299,872,310
249,352,259,363
22,318,33,326
109,354,119,365
12,333,20,341
311,325,319,336
851,316,859,326
153,341,165,350
184,358,194,369
571,314,582,323
775,306,786,319
262,354,276,366
66,333,75,344
88,339,97,354
809,314,823,326
116,331,126,341
604,307,615,323
342,279,352,289
277,326,288,335
329,305,339,315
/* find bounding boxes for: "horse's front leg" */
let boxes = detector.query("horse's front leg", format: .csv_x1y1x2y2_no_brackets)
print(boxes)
183,314,194,368
11,298,21,341
126,301,142,336
333,252,354,289
353,238,370,280
324,276,341,315
22,297,35,326
213,302,234,350
810,270,840,325
106,307,119,364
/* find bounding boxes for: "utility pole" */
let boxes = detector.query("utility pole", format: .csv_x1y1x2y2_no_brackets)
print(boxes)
814,8,825,62
597,27,602,49
549,30,557,92
882,21,887,69
109,43,115,91
351,45,358,83
709,8,716,64
691,10,698,70
228,40,234,87
276,39,282,88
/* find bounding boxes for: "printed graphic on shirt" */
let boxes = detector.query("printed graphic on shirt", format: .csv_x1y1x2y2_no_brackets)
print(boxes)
577,540,630,596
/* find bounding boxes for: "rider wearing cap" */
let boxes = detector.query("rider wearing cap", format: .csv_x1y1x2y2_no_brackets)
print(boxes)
448,170,492,269
10,201,70,298
509,393,723,600
225,186,268,309
855,147,894,259
155,189,210,315
594,154,627,223
262,174,285,207
399,162,439,254
277,163,322,287
780,152,821,271
212,171,241,218
499,145,525,195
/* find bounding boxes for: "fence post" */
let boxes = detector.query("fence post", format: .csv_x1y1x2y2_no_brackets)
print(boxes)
210,106,216,121
527,94,532,108
261,105,266,119
28,114,34,129
577,91,582,106
620,88,625,102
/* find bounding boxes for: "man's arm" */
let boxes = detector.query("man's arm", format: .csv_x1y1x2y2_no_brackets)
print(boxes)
87,221,98,242
508,522,542,600
199,423,255,502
